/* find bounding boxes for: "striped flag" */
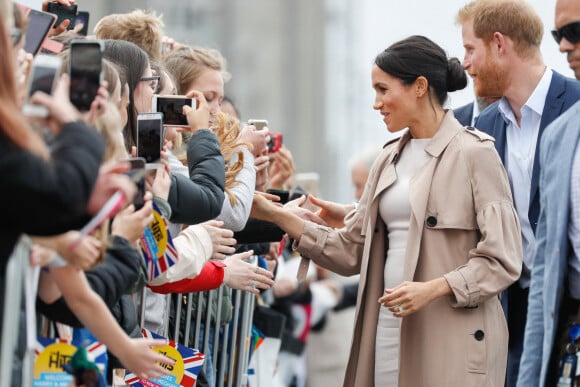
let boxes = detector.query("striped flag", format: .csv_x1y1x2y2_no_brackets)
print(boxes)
140,202,179,281
33,337,108,385
125,329,204,387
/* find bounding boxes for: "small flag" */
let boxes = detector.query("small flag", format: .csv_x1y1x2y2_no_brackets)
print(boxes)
140,202,179,281
124,328,205,387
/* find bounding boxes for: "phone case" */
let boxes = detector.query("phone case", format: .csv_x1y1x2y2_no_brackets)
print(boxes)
24,10,57,55
46,2,77,30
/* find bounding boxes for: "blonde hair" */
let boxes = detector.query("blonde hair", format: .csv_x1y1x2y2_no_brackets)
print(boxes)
211,113,247,206
456,0,543,57
163,45,231,95
94,9,164,61
175,113,245,206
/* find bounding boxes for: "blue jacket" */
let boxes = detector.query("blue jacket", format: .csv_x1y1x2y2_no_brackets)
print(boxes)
453,102,474,127
516,101,580,386
475,70,580,233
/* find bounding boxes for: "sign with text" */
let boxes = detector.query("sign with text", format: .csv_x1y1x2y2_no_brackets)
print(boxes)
124,329,204,387
33,338,107,386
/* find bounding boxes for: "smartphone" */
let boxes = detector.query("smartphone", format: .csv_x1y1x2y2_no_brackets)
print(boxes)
137,113,163,167
268,132,283,153
23,9,57,55
22,55,62,117
152,95,195,127
247,119,268,131
125,157,146,210
266,189,290,204
69,40,103,111
73,11,90,36
46,1,77,30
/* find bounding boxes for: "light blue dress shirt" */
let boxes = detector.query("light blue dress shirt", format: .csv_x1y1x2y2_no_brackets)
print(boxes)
568,143,580,299
498,67,553,288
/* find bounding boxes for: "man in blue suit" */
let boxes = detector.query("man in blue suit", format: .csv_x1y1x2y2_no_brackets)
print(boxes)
454,96,499,126
517,0,580,385
456,1,580,386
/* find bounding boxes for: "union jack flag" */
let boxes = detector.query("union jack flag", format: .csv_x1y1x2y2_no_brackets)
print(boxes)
33,337,108,386
140,202,179,281
124,329,205,387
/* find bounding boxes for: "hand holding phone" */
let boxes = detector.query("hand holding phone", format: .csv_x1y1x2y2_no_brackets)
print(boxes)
69,40,103,112
23,9,57,55
181,90,210,133
137,113,163,168
46,2,78,30
152,95,196,127
248,119,268,131
22,55,62,118
124,157,147,210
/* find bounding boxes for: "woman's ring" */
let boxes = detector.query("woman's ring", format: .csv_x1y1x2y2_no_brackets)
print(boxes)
397,305,404,313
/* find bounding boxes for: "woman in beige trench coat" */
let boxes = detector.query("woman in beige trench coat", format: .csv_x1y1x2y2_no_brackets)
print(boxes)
251,35,522,387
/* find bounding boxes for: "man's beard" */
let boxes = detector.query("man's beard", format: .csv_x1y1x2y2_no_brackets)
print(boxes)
474,51,507,98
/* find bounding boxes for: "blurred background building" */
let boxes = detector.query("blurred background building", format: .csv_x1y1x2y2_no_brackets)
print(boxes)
83,0,568,203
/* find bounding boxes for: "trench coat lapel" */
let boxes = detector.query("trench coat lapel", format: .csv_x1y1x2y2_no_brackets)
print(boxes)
404,111,461,281
361,132,411,237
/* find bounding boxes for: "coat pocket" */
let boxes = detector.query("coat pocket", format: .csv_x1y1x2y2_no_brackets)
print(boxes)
467,327,487,374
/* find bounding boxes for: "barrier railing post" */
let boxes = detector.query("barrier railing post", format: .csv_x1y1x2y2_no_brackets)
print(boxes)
212,285,224,373
227,289,242,387
182,293,193,347
0,236,30,387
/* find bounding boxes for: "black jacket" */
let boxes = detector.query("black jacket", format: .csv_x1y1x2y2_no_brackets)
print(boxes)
36,236,142,325
0,121,104,261
168,129,226,225
0,121,104,335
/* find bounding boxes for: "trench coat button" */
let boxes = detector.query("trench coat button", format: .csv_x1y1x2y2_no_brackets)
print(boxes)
426,216,437,227
474,330,485,341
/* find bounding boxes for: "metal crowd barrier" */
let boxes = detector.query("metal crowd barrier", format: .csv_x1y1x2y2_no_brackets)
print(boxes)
0,236,32,387
0,244,258,387
138,256,258,387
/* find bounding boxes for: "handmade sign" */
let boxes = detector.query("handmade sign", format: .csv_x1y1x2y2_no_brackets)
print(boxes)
124,329,205,387
140,202,179,281
33,337,107,386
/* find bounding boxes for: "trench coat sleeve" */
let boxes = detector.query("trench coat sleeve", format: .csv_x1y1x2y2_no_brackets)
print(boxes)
296,200,367,277
443,140,522,308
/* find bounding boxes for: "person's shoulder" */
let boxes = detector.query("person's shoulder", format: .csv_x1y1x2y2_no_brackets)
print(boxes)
458,126,495,143
543,100,580,142
551,70,580,96
474,100,500,123
453,102,474,126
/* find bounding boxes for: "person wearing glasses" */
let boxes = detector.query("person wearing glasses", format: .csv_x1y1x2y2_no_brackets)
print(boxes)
456,1,580,385
517,0,580,386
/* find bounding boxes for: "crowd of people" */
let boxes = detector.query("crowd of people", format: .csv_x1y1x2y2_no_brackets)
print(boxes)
0,0,579,386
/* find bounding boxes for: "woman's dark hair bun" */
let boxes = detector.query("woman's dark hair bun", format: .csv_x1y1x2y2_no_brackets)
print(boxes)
446,57,467,92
